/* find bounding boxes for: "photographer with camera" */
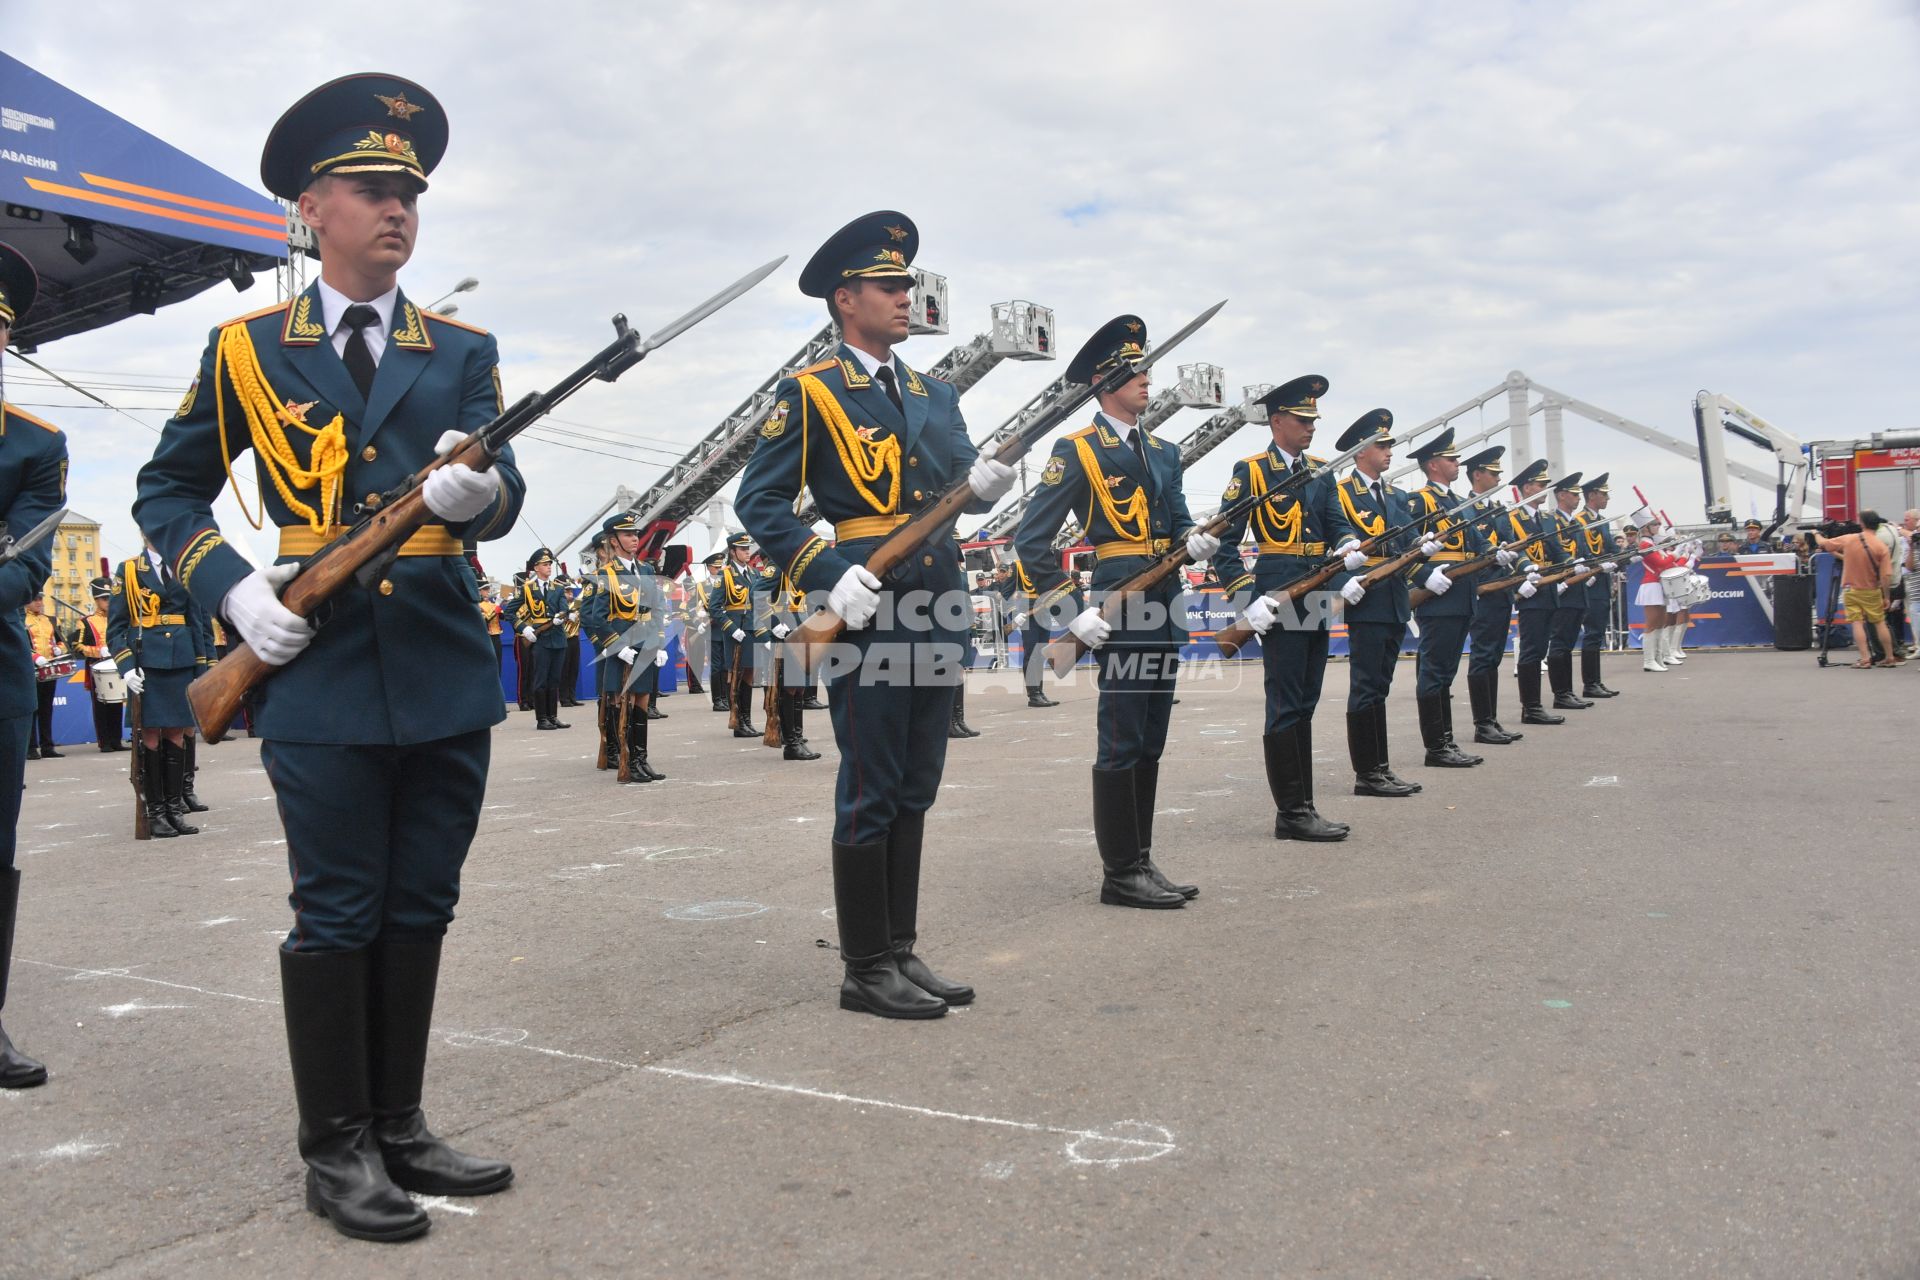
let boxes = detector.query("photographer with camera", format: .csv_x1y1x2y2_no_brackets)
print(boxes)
1812,511,1901,669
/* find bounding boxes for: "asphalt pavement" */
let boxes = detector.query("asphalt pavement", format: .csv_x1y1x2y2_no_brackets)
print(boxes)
2,649,1915,1278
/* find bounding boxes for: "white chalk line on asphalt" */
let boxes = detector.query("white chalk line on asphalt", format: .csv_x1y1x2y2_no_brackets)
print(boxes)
20,960,281,1005
439,1026,1177,1169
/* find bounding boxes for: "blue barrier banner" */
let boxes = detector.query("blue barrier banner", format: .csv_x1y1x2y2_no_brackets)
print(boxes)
1623,554,1792,649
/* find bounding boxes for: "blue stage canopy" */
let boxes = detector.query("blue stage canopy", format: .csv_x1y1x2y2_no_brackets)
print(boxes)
0,52,289,347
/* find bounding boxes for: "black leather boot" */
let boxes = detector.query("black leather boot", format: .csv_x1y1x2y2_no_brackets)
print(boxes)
1264,728,1347,841
1,869,49,1089
1440,696,1483,764
1483,670,1520,741
833,840,946,1018
1549,654,1591,709
143,746,182,837
1469,670,1520,744
1374,703,1422,792
1580,648,1618,698
783,690,820,761
1026,684,1057,708
547,688,571,729
1518,665,1564,725
1134,760,1197,898
280,947,431,1243
1093,767,1184,908
180,736,209,812
1419,695,1478,767
534,689,558,730
163,742,200,835
368,937,514,1197
730,670,759,738
886,811,972,1004
801,686,827,711
628,699,664,781
1349,708,1416,797
948,684,981,738
685,667,704,697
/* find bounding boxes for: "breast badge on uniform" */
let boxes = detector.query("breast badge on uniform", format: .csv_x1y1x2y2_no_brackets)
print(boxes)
1222,475,1242,502
1041,456,1066,486
1104,474,1126,490
762,400,790,440
280,399,317,427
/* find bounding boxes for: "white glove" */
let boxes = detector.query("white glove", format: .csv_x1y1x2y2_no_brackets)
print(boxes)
1185,530,1221,561
773,623,791,639
568,609,579,621
654,649,669,668
1012,612,1029,629
1630,555,1644,566
730,627,747,643
1570,557,1587,570
968,455,1017,503
1604,561,1621,575
222,563,315,667
1337,539,1366,572
1556,581,1570,595
1069,606,1111,649
1495,549,1517,568
1245,595,1279,635
520,625,536,643
421,431,503,522
1525,566,1542,582
1424,567,1452,595
828,564,883,628
616,646,638,664
1420,537,1443,557
1517,581,1538,599
1340,578,1367,606
124,667,146,696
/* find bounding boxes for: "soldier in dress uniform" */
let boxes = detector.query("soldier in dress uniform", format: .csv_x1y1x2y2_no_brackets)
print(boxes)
132,74,520,1241
1544,471,1594,712
999,558,1058,707
1332,410,1438,798
1574,473,1623,699
581,513,666,782
1404,427,1483,769
108,541,214,836
697,550,728,710
767,571,820,760
948,528,982,739
737,210,1013,1018
0,240,66,1089
1460,447,1529,745
715,533,759,735
556,568,583,710
1207,375,1362,842
1506,459,1570,725
1016,315,1217,908
506,548,573,730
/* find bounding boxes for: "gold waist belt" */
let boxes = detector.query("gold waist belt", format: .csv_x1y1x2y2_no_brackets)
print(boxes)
834,515,910,541
1255,540,1325,557
1093,538,1171,560
140,614,187,626
1426,550,1470,562
1363,555,1391,567
278,525,463,557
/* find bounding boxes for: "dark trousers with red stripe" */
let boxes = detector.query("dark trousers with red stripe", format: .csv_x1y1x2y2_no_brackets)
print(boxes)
261,727,489,952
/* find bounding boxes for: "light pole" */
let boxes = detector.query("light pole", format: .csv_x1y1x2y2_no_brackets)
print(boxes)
427,276,479,310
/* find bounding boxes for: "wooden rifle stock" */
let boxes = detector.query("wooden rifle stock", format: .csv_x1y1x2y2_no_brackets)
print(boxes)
129,692,149,840
1213,541,1377,660
762,648,782,748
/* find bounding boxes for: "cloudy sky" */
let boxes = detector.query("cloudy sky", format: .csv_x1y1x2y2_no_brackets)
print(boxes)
8,0,1918,575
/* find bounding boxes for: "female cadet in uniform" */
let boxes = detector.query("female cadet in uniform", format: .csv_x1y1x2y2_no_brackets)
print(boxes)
108,542,213,836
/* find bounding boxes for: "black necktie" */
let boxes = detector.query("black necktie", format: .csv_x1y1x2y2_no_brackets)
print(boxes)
875,364,904,413
1372,482,1387,512
342,304,379,400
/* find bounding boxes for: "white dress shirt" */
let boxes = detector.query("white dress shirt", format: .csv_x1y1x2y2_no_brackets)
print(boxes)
315,277,398,365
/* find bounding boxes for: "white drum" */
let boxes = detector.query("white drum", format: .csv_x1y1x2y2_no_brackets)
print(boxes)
1658,566,1691,608
92,659,126,704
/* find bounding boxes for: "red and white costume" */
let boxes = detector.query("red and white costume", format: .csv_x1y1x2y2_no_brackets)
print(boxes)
1635,543,1685,608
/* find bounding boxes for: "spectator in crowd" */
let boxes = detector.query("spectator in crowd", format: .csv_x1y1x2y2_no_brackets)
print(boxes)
1814,511,1900,669
1899,512,1920,656
1715,532,1740,559
1739,521,1772,554
22,598,62,760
